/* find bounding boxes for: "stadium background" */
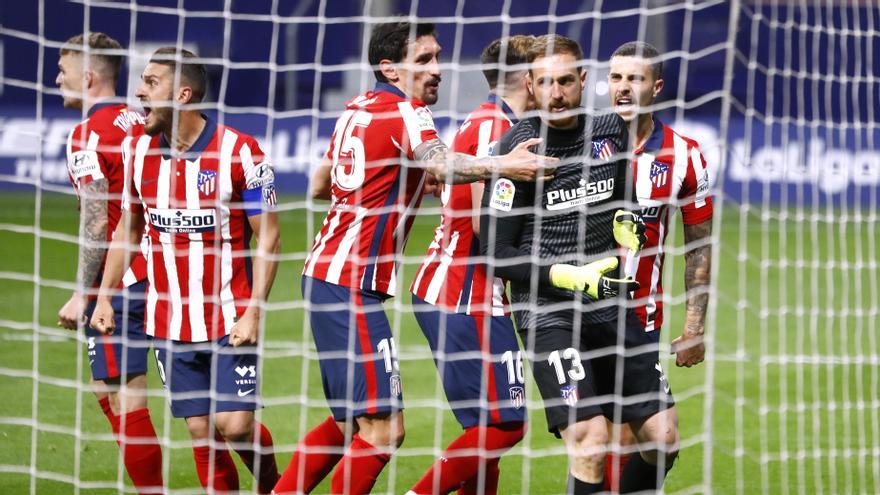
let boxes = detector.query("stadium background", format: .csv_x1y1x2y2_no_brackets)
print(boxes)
1,0,878,493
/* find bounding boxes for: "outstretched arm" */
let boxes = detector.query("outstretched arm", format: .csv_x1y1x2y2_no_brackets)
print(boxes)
414,137,555,184
672,219,712,367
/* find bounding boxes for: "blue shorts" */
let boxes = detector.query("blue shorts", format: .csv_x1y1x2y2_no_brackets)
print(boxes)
152,335,260,418
302,276,403,422
83,280,150,381
413,295,526,428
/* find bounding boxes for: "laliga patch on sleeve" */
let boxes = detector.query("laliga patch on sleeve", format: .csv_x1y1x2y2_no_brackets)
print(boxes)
245,162,275,189
414,106,437,132
68,150,102,181
489,178,515,212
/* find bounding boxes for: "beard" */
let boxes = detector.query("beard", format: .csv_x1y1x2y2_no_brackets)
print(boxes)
143,107,171,137
62,96,83,110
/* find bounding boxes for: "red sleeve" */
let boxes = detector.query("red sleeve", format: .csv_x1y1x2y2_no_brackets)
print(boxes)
399,100,440,160
452,120,477,155
679,142,713,226
66,122,109,188
238,135,273,190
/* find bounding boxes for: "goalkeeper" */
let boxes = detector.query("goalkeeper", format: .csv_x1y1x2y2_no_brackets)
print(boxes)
479,34,678,494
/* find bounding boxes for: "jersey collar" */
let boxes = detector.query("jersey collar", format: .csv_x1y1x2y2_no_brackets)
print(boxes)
635,118,665,154
486,93,518,124
159,114,216,161
87,101,119,117
374,81,407,99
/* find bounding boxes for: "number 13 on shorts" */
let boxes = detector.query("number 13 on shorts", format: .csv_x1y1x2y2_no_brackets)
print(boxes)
549,348,587,384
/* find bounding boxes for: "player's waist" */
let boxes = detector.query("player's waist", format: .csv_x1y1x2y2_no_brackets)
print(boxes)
146,235,241,247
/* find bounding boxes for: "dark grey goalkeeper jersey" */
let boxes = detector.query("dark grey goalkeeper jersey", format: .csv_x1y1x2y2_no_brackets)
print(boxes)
479,112,631,330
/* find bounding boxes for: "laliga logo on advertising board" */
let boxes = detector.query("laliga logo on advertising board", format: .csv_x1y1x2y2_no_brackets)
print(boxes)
729,139,880,193
671,119,880,194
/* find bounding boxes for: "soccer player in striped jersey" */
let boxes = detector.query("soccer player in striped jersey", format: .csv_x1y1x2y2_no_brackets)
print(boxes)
91,48,279,494
54,32,163,493
277,22,554,495
603,41,714,491
406,35,536,495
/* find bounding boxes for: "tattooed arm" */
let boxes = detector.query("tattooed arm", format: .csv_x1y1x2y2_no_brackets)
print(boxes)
671,218,712,367
57,179,109,330
413,137,555,184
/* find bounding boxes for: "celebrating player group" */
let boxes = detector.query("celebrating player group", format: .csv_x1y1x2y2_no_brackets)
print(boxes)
57,17,712,495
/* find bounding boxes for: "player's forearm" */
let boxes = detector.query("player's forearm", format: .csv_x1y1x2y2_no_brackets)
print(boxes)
478,214,552,286
683,220,712,334
245,216,280,316
415,139,497,184
76,180,109,295
97,213,142,300
310,156,333,200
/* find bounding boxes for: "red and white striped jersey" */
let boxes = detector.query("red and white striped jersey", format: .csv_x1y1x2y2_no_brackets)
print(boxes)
65,102,148,290
622,119,714,332
410,96,514,316
303,83,440,297
122,117,276,342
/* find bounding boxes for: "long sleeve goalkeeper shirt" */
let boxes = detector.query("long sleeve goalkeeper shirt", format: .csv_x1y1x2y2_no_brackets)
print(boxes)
478,112,632,331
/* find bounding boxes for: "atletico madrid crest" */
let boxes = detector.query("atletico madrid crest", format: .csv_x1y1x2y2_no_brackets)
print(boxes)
197,170,217,196
650,161,669,188
390,374,402,397
591,139,614,160
509,386,525,409
561,384,579,407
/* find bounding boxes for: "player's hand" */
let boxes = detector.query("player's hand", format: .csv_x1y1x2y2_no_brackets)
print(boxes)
613,210,647,253
497,138,558,182
89,298,116,335
671,330,705,367
230,311,260,347
549,257,640,300
58,292,87,330
423,174,442,198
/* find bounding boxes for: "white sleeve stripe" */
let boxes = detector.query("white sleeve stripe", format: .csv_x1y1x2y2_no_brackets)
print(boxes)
397,102,427,150
476,120,494,158
85,131,105,180
133,136,151,201
240,140,255,174
691,146,708,208
86,130,101,151
66,128,74,164
670,133,689,201
121,136,133,211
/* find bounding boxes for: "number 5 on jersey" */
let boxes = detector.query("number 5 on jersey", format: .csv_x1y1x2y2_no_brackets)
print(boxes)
330,109,373,191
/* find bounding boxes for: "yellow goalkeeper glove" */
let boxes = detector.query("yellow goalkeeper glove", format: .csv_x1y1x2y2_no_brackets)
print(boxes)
549,257,639,300
613,210,647,253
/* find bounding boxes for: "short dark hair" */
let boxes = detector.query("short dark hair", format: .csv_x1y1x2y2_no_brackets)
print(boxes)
60,32,123,83
481,35,535,89
527,34,584,70
148,47,208,103
368,21,436,83
611,41,663,80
